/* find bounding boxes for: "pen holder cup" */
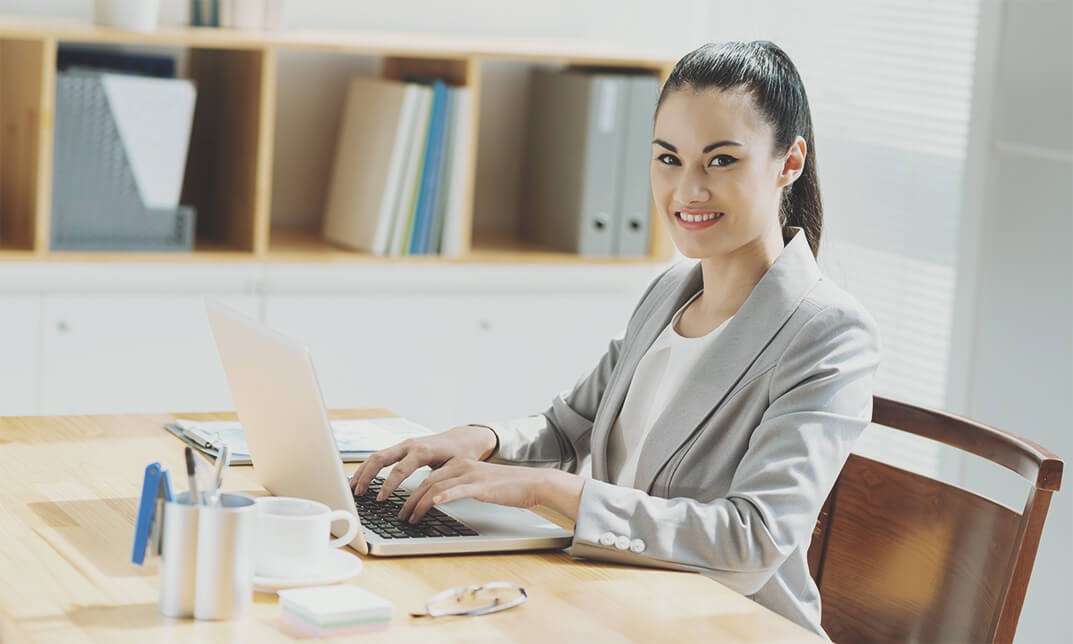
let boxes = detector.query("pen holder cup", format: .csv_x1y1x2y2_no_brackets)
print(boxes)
159,492,256,620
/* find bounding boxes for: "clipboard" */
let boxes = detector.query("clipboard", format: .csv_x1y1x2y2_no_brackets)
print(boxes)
162,417,436,465
162,423,253,465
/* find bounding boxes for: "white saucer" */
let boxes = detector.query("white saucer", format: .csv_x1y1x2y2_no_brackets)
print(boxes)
253,549,363,594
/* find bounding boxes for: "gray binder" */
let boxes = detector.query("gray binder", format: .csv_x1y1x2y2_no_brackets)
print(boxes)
519,69,627,256
614,76,659,257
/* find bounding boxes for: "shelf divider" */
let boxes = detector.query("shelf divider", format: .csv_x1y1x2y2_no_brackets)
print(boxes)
0,35,55,254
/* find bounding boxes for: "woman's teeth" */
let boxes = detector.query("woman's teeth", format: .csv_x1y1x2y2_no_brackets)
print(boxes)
677,212,723,222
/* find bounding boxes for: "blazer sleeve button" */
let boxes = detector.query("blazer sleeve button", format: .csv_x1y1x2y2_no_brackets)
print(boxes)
598,532,616,546
614,535,631,550
629,538,645,553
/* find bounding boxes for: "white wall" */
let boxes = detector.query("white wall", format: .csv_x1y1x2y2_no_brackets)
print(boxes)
957,1,1073,642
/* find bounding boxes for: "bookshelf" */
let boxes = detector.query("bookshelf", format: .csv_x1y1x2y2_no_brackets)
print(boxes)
0,17,676,264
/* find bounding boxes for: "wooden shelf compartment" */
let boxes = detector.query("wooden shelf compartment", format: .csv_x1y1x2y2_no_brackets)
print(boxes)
0,17,678,264
181,46,275,256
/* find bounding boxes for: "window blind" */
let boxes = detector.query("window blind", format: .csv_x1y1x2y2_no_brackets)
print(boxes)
803,0,981,478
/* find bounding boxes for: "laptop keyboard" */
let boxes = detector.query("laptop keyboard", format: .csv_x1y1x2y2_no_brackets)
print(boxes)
354,476,480,540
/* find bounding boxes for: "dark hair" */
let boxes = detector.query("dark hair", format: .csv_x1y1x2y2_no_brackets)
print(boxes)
657,41,822,257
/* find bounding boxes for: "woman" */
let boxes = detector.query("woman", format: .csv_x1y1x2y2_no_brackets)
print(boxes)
352,40,880,638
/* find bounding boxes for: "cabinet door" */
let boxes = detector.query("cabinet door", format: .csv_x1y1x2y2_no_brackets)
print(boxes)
0,296,42,416
457,292,636,425
265,294,466,431
40,295,259,415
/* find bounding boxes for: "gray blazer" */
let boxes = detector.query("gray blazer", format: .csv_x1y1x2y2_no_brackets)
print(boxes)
482,226,881,638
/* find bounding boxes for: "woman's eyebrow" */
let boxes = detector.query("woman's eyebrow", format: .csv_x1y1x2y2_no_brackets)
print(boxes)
652,139,744,153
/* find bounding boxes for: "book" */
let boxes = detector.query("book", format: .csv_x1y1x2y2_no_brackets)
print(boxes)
322,78,419,255
438,87,473,258
193,0,218,27
389,85,434,256
163,417,437,464
614,75,659,256
408,80,450,255
519,69,627,256
427,88,456,254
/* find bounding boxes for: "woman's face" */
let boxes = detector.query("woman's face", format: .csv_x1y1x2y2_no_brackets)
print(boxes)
650,87,792,260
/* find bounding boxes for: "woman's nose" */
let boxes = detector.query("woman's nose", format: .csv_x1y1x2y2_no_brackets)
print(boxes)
674,168,711,204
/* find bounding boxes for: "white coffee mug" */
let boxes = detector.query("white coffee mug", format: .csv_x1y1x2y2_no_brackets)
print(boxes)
254,497,358,578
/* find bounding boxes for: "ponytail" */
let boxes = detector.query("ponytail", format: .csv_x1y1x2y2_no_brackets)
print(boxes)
780,111,822,257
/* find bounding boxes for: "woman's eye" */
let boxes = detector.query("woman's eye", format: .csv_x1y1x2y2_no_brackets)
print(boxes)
656,153,679,165
709,155,737,167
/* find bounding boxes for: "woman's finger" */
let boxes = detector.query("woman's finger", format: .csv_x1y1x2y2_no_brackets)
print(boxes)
351,442,406,494
377,451,429,500
397,470,438,520
408,480,481,524
431,482,483,507
397,461,462,520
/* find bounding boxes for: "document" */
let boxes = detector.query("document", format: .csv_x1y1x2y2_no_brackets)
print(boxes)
164,417,436,464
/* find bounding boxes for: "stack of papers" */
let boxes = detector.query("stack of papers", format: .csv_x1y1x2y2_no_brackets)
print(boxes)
164,417,435,464
279,585,393,637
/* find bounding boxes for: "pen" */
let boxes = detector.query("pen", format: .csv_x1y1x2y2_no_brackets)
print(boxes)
185,446,200,505
210,444,230,506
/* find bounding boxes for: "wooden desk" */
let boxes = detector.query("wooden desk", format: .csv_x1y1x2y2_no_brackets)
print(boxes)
0,411,822,643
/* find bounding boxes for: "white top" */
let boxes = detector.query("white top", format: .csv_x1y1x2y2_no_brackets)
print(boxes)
606,290,733,487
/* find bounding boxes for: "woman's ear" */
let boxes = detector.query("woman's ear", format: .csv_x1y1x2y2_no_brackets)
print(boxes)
777,136,807,188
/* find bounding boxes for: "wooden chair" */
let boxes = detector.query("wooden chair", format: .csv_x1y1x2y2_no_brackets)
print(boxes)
807,396,1063,643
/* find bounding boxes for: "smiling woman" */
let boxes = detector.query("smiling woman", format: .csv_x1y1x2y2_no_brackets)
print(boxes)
351,41,881,641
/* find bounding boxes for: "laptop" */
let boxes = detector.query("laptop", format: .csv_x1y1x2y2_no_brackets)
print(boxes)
204,300,573,556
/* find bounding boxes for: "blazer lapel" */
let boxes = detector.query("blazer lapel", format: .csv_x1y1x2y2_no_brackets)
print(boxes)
631,227,823,493
588,262,703,481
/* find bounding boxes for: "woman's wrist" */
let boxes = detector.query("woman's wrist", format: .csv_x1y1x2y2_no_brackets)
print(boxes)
537,469,584,522
462,425,499,461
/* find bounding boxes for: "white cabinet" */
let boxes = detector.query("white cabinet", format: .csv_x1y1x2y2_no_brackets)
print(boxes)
265,294,467,430
39,294,259,415
263,288,639,431
455,292,634,425
8,262,661,421
0,296,42,416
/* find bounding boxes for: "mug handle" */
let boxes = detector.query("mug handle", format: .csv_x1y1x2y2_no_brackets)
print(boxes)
327,510,359,548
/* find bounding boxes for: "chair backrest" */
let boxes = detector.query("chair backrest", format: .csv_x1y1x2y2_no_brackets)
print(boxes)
808,396,1063,643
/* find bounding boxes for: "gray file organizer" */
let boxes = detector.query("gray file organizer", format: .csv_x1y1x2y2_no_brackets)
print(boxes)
51,72,196,251
614,76,659,257
519,69,627,256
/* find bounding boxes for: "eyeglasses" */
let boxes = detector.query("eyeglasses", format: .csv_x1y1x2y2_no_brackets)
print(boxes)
410,582,527,618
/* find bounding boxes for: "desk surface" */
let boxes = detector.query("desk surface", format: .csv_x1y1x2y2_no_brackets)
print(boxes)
0,411,821,643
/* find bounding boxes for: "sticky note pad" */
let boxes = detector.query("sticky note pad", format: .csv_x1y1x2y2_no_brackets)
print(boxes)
279,584,392,637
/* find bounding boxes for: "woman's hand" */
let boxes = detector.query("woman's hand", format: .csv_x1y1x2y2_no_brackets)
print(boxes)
397,459,585,524
349,425,498,499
